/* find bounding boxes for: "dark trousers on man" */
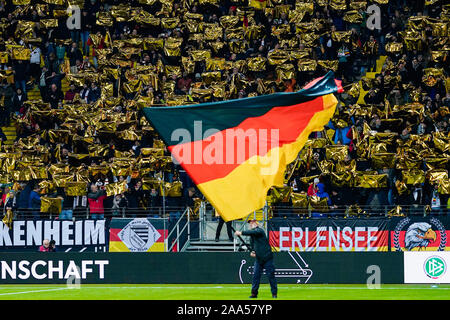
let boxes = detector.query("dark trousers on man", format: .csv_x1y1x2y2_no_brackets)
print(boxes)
215,217,233,241
251,258,277,297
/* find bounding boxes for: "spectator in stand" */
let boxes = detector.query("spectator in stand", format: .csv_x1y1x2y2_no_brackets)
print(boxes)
88,183,107,219
0,80,14,126
16,183,30,216
148,188,160,215
67,42,83,74
131,141,141,157
39,239,50,252
80,10,93,56
4,189,17,214
86,31,105,69
87,82,101,103
80,82,90,102
47,71,66,89
112,193,128,216
283,79,296,93
29,45,41,83
47,83,64,109
12,87,27,115
307,178,320,197
56,43,66,65
363,35,379,72
329,189,345,216
64,83,78,102
59,192,73,220
430,184,442,215
0,186,10,208
49,239,58,252
28,185,42,220
177,73,193,93
215,216,233,242
309,181,333,218
38,66,50,101
126,180,144,217
316,182,332,205
12,59,28,94
44,52,60,75
79,57,91,71
183,187,197,208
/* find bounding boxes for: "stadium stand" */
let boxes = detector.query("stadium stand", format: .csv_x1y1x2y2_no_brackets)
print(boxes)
0,0,449,221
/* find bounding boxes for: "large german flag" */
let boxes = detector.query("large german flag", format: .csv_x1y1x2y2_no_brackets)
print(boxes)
143,71,343,221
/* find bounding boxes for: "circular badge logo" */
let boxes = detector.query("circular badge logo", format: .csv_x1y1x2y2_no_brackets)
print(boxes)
424,256,446,279
393,217,447,251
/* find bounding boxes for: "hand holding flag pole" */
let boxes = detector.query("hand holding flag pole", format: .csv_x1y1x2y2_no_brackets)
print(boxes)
231,225,253,252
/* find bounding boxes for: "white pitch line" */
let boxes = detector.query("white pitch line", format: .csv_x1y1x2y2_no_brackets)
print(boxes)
0,286,450,291
0,287,68,296
1,286,449,290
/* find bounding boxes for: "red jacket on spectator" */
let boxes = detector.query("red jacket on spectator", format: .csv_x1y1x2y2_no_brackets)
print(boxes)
88,193,107,214
284,79,296,92
346,128,355,152
39,245,49,252
307,183,318,196
64,89,78,101
86,36,105,57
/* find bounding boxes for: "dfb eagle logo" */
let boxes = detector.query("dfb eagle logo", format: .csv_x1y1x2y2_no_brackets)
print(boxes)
404,222,437,251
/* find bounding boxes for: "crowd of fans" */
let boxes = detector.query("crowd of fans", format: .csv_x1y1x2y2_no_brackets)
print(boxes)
0,0,448,220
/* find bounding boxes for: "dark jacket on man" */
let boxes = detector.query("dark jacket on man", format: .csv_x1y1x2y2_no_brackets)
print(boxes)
242,227,273,263
0,84,14,112
126,186,144,209
47,88,64,109
13,61,28,81
12,92,27,112
67,47,83,67
17,183,32,209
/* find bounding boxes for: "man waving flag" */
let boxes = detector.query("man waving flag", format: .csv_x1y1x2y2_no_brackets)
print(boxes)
143,71,343,221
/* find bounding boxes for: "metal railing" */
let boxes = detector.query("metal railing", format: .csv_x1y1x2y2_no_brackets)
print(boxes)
167,207,191,252
6,204,445,220
6,206,191,220
270,204,447,218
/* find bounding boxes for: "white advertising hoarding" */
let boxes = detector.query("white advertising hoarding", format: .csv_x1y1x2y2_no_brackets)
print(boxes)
404,252,450,283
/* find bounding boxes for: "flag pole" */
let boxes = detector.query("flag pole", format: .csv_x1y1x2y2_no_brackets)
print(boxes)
230,225,252,251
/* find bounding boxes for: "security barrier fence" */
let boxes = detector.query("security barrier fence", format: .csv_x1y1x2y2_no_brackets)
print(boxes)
3,204,447,220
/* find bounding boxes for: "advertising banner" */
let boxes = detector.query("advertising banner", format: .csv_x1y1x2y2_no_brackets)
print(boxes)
109,218,168,252
404,252,450,283
0,220,108,252
0,252,404,284
389,216,450,252
268,218,389,251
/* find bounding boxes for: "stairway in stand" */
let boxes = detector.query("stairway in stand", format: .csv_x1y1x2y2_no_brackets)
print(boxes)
27,84,41,101
356,55,387,104
1,120,16,145
185,240,237,252
1,45,89,146
185,211,265,252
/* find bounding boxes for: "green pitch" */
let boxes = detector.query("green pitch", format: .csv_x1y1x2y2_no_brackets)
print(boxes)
0,284,450,300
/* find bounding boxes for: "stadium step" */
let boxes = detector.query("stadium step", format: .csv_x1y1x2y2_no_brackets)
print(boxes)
28,86,41,100
185,241,237,252
376,56,387,73
1,124,16,145
356,55,387,104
